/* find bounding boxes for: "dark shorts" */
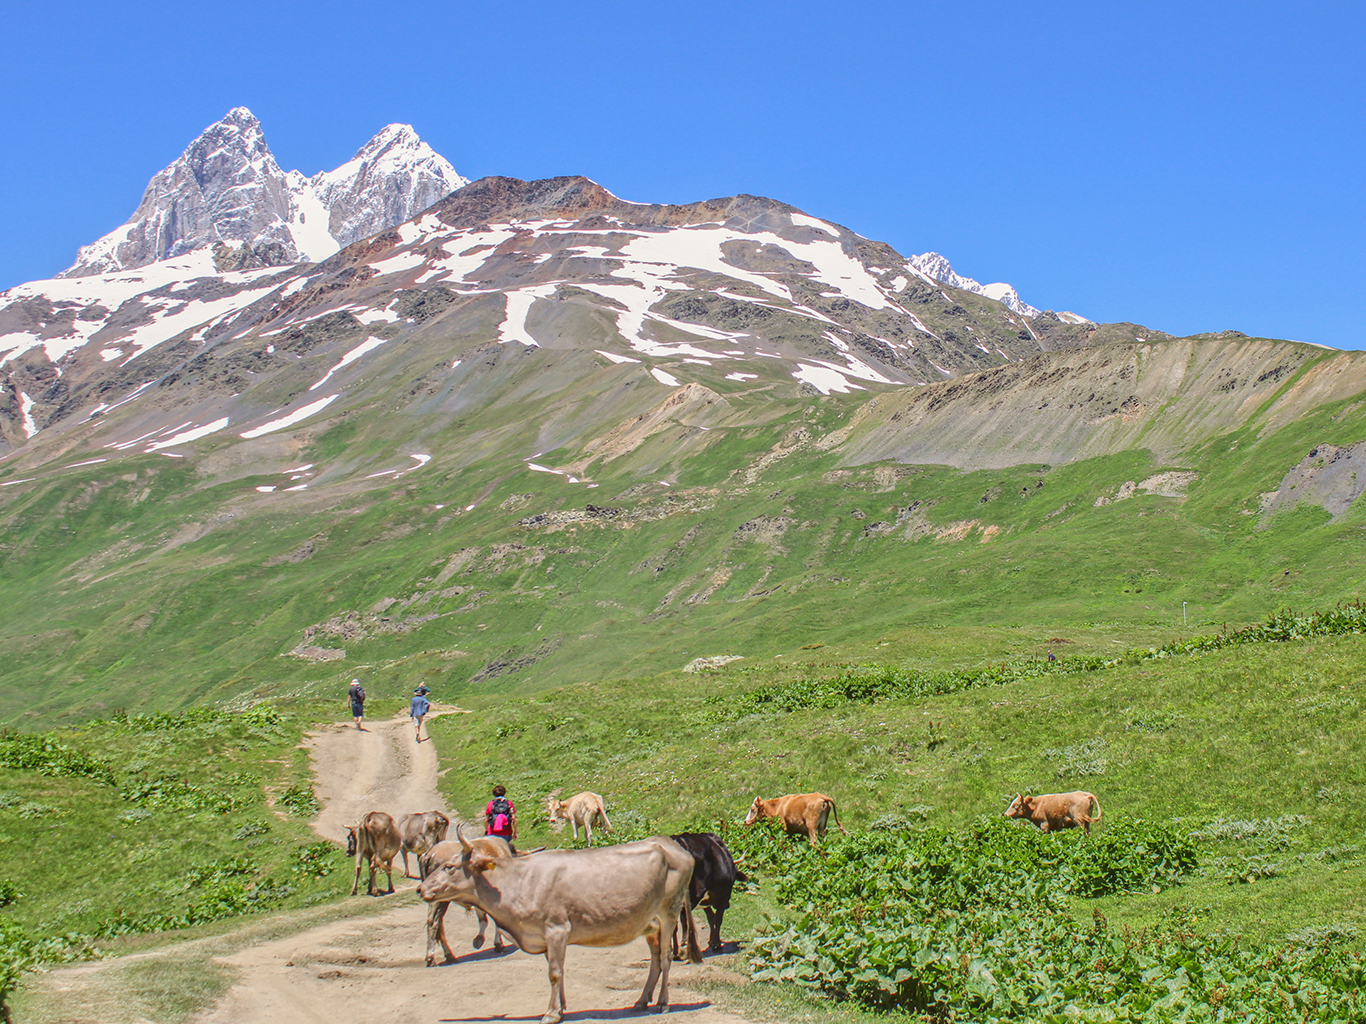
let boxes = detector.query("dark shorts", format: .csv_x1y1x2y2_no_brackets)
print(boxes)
350,702,364,717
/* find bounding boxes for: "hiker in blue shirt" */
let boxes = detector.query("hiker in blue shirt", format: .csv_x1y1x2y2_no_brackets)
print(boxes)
411,685,431,742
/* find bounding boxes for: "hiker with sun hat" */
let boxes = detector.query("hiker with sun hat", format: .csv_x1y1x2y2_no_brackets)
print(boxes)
411,683,431,742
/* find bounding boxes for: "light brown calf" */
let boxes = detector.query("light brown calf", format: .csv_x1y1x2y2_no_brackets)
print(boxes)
546,791,612,846
743,792,845,841
1004,791,1103,835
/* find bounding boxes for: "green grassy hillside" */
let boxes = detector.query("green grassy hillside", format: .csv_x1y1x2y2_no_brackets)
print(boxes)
6,611,1364,1020
428,616,1366,942
2,341,1365,727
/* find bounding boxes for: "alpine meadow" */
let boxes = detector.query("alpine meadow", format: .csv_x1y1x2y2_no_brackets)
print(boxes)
2,108,1365,1023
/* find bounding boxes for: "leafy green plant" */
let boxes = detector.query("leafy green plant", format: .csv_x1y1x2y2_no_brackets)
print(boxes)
0,734,115,785
0,918,34,1023
1039,735,1110,777
232,821,269,841
1223,856,1281,884
1189,814,1310,847
291,842,339,878
275,785,319,817
743,818,1366,1020
121,775,238,813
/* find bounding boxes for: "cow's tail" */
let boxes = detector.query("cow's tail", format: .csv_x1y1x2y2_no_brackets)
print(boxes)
681,896,703,964
1090,794,1103,824
828,798,848,834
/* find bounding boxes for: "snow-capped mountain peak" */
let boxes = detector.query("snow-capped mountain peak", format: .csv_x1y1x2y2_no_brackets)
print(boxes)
60,108,468,278
300,123,468,257
910,251,1066,321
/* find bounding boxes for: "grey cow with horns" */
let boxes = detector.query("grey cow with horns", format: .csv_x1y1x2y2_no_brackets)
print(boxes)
419,830,701,1024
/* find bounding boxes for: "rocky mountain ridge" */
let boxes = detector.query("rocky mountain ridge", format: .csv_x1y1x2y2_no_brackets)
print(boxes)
0,157,1361,722
59,107,467,278
1,171,1149,458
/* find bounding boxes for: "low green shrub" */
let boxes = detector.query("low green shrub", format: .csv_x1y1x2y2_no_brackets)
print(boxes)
95,857,294,936
743,817,1366,1020
275,786,319,817
291,842,339,878
121,775,238,813
712,602,1366,720
0,734,115,785
232,821,269,841
108,704,283,733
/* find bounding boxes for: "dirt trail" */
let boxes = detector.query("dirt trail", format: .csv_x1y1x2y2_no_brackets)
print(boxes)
195,902,754,1024
33,709,758,1024
191,708,758,1024
307,706,461,843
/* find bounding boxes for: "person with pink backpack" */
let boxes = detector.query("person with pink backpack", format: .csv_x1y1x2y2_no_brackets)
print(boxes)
485,784,517,851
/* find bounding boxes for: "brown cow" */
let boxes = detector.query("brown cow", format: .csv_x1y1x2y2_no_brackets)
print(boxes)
419,833,701,1024
1004,791,1103,835
546,790,612,846
743,792,845,841
422,837,515,964
399,810,450,878
346,810,402,895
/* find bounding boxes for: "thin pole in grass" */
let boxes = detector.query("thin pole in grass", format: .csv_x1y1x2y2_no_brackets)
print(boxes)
1183,601,1187,626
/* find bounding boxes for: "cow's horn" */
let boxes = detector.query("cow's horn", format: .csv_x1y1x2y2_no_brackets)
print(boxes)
458,829,473,852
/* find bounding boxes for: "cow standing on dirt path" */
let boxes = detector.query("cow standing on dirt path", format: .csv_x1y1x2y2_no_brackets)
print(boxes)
419,833,701,1024
399,810,450,879
1004,791,1103,835
421,838,515,964
347,810,402,895
743,792,846,841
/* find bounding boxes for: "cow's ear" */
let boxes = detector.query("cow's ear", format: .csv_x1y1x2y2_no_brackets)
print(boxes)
469,851,496,873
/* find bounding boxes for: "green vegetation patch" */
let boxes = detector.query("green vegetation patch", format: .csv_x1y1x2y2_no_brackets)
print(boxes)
0,703,348,1018
738,816,1364,1021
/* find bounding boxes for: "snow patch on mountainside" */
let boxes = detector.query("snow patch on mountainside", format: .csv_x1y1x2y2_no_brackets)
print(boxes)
0,254,282,366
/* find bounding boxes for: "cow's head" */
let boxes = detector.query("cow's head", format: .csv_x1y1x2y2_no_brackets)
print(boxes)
1003,794,1031,820
545,790,564,826
461,830,516,873
345,825,358,857
742,797,764,826
418,832,510,904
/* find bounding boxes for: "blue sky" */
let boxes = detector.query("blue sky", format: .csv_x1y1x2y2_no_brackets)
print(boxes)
2,1,1362,347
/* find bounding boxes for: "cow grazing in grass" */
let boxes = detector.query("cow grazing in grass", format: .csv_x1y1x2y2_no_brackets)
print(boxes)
1004,791,1103,835
399,810,450,878
546,790,612,846
419,833,701,1024
668,832,745,956
421,837,514,964
743,792,845,841
346,810,402,895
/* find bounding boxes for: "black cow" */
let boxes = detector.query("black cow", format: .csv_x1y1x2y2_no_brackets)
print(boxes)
668,832,745,956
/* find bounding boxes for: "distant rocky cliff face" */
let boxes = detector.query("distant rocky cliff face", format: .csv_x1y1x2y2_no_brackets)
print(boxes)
59,107,468,278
